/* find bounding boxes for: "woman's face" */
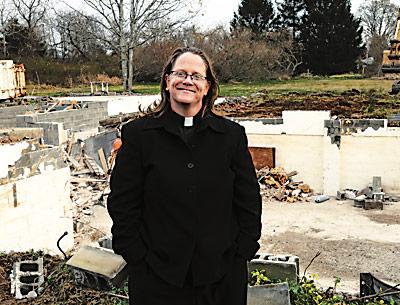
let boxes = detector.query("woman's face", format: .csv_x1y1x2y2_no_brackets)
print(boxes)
166,52,210,115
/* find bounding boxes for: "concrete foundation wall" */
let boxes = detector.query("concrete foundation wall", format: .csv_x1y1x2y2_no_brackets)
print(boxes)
340,135,400,192
16,101,107,132
56,95,226,116
248,134,325,192
0,105,35,128
241,111,400,195
0,167,74,254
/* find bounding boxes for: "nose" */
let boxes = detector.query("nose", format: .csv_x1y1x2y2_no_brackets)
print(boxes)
182,75,194,83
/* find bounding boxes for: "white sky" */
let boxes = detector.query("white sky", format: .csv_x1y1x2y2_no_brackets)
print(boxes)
195,0,400,30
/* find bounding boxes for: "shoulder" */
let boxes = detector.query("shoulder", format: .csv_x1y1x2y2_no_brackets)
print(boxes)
208,113,244,135
122,115,161,133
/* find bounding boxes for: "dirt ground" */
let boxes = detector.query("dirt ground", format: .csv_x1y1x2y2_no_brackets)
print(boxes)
260,198,400,293
85,196,400,294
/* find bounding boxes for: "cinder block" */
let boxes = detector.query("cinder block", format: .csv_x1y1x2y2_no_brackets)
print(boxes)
364,199,383,210
248,282,290,305
249,253,299,283
66,245,128,290
10,258,44,299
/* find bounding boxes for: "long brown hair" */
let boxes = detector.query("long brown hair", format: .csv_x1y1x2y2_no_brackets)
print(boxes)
142,47,219,117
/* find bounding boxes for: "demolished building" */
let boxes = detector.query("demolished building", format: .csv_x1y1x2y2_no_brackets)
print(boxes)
1,94,400,256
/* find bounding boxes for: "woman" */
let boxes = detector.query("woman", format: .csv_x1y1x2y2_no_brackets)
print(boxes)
107,46,261,305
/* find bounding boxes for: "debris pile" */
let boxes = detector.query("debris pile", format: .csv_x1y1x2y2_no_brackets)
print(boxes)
337,176,400,210
257,167,312,202
0,135,27,144
63,140,110,247
100,113,141,129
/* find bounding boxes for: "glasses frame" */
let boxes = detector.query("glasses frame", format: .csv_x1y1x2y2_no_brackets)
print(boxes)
169,70,207,81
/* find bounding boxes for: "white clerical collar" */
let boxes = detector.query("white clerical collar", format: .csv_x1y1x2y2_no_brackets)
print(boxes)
184,117,193,127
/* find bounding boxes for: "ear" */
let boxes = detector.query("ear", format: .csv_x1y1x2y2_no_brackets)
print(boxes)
165,75,170,91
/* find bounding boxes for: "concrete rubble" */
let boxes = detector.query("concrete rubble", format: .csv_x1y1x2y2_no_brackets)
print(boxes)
337,176,400,210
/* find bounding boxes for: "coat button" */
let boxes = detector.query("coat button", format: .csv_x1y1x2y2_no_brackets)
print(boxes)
187,162,195,169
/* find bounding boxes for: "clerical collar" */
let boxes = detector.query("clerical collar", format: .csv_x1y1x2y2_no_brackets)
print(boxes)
167,108,204,127
184,117,193,127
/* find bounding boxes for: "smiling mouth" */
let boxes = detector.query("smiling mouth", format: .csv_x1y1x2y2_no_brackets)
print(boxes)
177,87,196,93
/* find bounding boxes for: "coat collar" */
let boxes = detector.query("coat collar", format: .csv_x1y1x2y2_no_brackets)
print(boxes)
143,108,227,134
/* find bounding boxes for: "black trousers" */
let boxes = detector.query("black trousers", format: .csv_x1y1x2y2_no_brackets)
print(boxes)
128,255,248,305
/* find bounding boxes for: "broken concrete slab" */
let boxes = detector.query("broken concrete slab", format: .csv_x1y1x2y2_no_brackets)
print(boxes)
247,282,291,305
66,245,127,290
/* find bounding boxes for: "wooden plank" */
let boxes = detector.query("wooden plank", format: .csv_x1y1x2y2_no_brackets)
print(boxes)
98,148,109,175
248,147,275,170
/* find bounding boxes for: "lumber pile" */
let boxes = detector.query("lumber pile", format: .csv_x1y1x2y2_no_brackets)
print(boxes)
257,166,312,203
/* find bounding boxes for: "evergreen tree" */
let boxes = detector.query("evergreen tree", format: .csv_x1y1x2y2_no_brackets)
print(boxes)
299,0,364,75
275,0,306,40
230,0,276,36
5,18,46,58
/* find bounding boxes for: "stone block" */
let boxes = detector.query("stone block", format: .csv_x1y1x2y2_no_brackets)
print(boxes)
66,245,128,290
249,253,299,283
247,282,290,305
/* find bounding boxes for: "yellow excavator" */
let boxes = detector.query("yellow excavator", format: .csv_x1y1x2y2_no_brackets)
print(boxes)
382,8,400,93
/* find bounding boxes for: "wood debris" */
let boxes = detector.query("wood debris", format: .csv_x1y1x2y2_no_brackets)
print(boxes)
257,166,312,202
62,139,110,248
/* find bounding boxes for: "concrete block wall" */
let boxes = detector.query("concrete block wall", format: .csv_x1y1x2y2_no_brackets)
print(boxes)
0,167,74,254
16,100,107,132
0,105,35,128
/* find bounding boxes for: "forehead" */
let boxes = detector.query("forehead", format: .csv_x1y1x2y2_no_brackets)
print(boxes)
172,52,207,74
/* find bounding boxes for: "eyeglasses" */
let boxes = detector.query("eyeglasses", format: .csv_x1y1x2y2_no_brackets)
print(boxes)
170,71,207,81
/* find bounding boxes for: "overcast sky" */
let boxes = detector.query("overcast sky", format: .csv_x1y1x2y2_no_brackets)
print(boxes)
195,0,400,30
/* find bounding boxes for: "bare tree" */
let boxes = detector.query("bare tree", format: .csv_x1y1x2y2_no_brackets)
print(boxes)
0,0,16,57
358,0,399,41
11,0,48,30
50,11,106,59
71,0,201,91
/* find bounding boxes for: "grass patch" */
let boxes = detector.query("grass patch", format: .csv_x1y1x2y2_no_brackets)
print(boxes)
27,77,395,97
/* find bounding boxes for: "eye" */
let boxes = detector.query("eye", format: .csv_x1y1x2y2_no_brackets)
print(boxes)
175,71,187,78
192,73,204,80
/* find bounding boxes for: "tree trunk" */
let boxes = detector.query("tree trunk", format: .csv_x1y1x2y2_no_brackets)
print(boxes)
127,47,134,91
2,34,6,57
119,0,129,91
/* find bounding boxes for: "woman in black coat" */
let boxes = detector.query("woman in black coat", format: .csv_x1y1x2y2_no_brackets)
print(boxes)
107,46,262,305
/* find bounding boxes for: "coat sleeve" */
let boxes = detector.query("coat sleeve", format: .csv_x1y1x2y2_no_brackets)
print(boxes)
231,125,262,260
107,122,147,264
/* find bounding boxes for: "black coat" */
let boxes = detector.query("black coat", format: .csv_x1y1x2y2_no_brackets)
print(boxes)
107,109,261,287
